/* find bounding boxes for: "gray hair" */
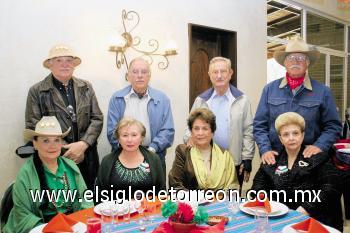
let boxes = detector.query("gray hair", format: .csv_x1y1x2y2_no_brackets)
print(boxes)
209,57,232,71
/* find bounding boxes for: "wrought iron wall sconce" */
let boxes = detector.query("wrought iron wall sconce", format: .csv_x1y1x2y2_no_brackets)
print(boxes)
109,9,177,71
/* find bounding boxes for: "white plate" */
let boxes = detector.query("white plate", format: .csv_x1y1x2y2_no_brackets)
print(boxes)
29,222,86,233
334,143,350,147
282,222,340,233
239,201,289,217
94,200,137,216
337,148,350,153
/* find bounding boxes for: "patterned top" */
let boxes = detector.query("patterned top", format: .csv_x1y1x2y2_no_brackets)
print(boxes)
110,157,153,195
43,157,77,218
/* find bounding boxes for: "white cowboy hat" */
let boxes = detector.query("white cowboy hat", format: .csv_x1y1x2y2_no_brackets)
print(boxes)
23,116,71,141
43,44,81,68
274,36,320,67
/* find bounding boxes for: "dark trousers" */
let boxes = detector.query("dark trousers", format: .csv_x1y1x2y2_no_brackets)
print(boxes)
159,155,166,179
78,145,100,191
235,165,244,193
341,170,350,219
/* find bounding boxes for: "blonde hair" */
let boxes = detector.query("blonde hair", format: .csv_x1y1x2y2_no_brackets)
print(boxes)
275,112,305,135
209,57,232,71
114,117,146,139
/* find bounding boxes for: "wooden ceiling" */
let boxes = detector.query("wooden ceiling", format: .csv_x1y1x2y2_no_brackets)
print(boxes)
267,0,301,58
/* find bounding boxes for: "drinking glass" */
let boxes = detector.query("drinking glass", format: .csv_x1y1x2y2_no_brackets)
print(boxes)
87,217,101,233
123,201,131,223
135,194,146,231
146,202,156,222
226,191,240,220
101,209,114,233
254,209,271,233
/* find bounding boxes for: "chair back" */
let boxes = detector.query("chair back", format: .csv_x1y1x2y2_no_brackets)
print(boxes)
0,182,14,229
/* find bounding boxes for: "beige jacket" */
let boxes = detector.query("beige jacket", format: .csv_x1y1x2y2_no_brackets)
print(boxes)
184,85,255,165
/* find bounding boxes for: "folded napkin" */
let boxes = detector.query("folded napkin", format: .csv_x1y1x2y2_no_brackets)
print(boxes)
43,212,78,233
291,218,329,233
152,220,225,233
243,194,271,213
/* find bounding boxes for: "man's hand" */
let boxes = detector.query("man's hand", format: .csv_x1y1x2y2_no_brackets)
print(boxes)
296,206,309,215
186,137,194,148
303,145,322,158
239,163,251,182
261,151,278,165
63,141,89,164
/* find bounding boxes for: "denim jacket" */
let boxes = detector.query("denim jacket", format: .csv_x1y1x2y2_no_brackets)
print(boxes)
253,74,342,155
107,85,175,157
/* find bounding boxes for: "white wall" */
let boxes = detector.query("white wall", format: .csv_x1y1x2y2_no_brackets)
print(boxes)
0,0,267,195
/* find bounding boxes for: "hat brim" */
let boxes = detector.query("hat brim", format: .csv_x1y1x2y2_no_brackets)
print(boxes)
43,57,81,69
23,127,71,141
274,50,320,67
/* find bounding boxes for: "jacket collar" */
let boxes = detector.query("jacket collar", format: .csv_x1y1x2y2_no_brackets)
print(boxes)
115,85,161,104
199,84,243,101
40,73,86,91
279,72,312,90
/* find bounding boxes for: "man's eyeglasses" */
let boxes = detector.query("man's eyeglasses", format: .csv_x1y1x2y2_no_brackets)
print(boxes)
285,54,307,62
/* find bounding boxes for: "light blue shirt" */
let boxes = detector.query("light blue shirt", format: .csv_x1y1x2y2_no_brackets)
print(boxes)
107,85,175,157
124,88,152,146
207,89,235,150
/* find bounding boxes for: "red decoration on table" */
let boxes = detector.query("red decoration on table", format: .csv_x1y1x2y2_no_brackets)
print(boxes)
171,202,194,223
43,212,78,232
291,218,329,233
243,193,272,213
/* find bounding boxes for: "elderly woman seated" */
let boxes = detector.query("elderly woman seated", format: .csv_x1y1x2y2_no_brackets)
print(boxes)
252,112,342,230
96,117,165,199
169,108,239,191
3,116,92,233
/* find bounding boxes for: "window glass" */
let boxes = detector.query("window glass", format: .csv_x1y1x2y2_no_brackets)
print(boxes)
308,53,326,84
307,13,344,51
330,56,344,120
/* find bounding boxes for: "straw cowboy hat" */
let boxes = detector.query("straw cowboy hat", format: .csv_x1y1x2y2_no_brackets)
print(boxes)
274,36,320,67
43,44,81,68
23,116,71,141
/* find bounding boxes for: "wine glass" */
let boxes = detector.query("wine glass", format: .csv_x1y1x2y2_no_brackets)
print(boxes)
226,191,240,220
134,197,146,231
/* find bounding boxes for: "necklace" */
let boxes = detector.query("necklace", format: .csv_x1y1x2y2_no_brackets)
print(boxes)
49,172,73,211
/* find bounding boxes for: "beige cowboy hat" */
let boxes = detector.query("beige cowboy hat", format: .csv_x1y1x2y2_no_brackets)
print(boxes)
43,44,81,68
274,36,320,67
24,116,71,141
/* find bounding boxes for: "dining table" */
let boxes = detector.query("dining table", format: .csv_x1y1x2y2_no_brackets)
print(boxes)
69,200,309,232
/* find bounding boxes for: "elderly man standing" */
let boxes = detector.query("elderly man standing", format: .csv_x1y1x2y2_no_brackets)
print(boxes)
254,37,342,165
25,44,103,190
107,58,174,174
184,57,255,187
